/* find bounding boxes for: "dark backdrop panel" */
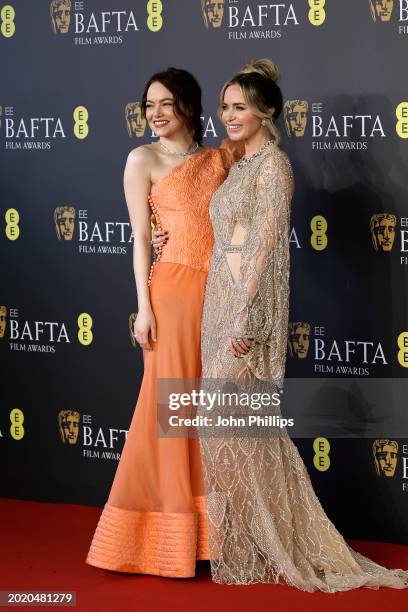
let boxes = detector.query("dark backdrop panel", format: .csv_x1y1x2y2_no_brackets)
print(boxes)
1,0,407,544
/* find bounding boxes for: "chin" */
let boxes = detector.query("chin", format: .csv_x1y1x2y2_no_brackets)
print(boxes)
227,132,244,141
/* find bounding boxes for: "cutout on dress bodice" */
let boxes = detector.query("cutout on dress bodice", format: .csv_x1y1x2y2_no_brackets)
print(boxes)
225,222,246,284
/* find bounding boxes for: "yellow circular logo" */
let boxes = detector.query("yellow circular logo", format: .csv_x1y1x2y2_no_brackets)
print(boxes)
10,408,24,440
78,312,93,345
5,208,20,240
1,5,15,38
310,215,328,251
147,0,163,32
313,437,330,471
73,106,89,139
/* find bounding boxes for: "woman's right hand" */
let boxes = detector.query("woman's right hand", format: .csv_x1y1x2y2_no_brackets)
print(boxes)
133,307,157,351
151,228,169,254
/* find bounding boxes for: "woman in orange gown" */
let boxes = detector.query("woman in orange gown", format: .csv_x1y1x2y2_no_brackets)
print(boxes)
86,68,233,578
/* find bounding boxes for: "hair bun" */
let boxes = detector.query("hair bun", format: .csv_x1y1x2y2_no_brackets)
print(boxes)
240,58,280,83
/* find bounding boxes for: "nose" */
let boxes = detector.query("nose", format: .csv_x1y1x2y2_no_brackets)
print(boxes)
224,109,236,123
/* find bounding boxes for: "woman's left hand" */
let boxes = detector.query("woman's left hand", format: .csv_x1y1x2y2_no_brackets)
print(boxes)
228,336,253,357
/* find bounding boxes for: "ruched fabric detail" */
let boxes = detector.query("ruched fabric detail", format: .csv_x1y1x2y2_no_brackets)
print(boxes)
86,496,209,578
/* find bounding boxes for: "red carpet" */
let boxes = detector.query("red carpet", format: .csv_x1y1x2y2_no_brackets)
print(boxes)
0,497,407,612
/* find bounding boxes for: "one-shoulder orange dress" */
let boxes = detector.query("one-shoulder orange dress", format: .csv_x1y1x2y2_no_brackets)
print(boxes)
86,147,232,578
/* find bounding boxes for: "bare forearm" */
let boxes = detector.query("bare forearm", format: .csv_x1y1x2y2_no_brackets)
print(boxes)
133,235,152,312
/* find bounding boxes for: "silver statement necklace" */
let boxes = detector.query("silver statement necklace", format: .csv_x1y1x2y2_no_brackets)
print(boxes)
236,138,275,170
159,140,199,157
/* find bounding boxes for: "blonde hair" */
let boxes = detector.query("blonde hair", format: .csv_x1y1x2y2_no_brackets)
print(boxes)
219,58,283,145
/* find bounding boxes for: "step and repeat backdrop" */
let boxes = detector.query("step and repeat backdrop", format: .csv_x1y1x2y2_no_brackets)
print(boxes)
1,0,408,544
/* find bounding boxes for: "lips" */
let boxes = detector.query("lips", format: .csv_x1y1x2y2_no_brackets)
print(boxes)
153,120,169,128
227,124,242,131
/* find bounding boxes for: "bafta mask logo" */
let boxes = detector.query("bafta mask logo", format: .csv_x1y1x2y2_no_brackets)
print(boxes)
129,312,137,347
284,100,308,138
288,322,310,358
370,213,396,252
369,0,394,22
125,103,146,138
54,206,76,241
59,410,80,445
201,0,224,29
372,439,398,477
0,305,7,339
50,0,71,34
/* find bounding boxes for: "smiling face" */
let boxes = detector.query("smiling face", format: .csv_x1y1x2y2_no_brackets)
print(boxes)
145,81,186,138
221,84,263,143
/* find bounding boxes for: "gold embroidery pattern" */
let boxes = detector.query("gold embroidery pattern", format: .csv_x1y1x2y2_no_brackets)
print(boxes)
198,144,408,590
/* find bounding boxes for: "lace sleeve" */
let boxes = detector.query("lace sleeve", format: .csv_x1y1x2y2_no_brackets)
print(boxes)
228,152,294,361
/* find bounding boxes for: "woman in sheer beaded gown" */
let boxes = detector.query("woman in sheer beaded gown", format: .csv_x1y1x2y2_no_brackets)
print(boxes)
155,59,408,592
197,60,408,591
85,67,236,578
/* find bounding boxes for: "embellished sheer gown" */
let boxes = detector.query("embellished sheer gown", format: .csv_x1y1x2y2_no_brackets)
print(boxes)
198,140,408,591
86,147,233,578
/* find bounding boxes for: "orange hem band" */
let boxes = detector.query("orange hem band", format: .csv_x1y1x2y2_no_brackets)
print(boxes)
86,496,210,578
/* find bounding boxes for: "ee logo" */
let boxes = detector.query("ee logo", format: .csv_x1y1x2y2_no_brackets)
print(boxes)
73,106,89,140
396,102,408,139
308,0,325,26
147,0,163,32
397,331,408,367
10,408,24,440
1,5,15,37
311,215,328,251
78,312,93,346
5,208,20,240
313,437,330,471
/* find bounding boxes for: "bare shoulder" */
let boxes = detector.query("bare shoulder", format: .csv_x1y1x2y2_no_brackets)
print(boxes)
126,144,157,166
125,145,158,184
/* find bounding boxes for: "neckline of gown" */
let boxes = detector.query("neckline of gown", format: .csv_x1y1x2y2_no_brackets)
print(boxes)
149,146,209,198
231,139,278,172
